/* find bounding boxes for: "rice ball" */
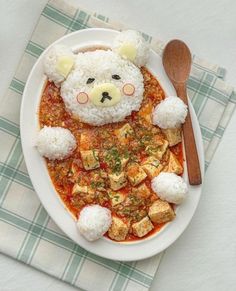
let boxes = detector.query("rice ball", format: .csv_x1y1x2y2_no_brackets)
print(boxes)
112,30,149,67
36,126,76,160
77,205,112,241
151,172,188,204
43,45,75,85
152,96,188,129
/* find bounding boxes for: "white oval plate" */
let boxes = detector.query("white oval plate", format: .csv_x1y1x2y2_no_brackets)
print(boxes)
20,28,204,261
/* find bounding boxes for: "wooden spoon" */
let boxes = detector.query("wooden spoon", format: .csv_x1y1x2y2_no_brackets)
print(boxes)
162,39,202,185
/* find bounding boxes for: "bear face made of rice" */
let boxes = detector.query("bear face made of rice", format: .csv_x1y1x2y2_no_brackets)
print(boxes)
43,30,149,126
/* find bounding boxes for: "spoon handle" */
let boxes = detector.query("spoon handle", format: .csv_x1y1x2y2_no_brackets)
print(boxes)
175,83,202,185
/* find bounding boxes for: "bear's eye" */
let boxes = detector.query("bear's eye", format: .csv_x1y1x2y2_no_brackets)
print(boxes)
112,74,121,80
86,78,95,84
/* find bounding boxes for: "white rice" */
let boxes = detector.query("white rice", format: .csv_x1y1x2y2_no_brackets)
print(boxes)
61,50,144,126
43,45,75,85
152,96,188,129
77,205,112,241
36,126,76,160
112,30,149,67
151,172,188,204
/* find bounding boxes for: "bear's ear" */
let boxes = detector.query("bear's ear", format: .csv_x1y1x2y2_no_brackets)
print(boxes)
112,30,149,67
43,45,75,85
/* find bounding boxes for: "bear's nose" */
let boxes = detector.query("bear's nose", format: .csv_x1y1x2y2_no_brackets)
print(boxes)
101,92,112,103
90,83,121,107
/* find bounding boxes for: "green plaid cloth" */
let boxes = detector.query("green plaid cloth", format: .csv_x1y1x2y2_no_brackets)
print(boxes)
0,0,235,290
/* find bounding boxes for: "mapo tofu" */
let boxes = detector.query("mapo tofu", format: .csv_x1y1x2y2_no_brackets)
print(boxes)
39,67,183,242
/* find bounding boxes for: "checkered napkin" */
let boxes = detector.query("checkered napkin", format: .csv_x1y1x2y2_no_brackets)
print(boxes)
0,0,235,290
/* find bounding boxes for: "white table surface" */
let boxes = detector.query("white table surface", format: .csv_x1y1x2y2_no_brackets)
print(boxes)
1,0,236,290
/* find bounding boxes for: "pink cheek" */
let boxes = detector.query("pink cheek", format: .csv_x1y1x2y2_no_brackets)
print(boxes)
76,92,89,104
122,83,135,96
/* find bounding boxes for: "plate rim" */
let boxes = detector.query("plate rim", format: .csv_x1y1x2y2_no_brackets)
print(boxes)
20,28,204,261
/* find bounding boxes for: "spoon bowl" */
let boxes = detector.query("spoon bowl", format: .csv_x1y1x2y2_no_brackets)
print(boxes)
163,39,192,85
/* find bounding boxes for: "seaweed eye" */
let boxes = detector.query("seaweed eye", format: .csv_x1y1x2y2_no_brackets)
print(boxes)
86,78,95,84
112,74,121,80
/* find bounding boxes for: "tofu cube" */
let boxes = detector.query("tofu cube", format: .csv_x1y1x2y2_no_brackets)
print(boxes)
109,191,126,206
141,156,163,179
152,135,165,146
108,216,129,241
165,152,183,175
132,216,154,238
148,200,175,223
143,156,160,167
145,140,168,160
72,184,88,195
115,123,134,145
80,150,100,170
142,163,163,179
162,128,182,146
80,131,93,150
157,140,169,159
72,184,95,195
109,172,127,190
133,183,151,199
127,163,147,186
121,156,129,169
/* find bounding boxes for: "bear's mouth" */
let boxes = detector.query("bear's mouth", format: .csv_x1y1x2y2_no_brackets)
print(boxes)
101,92,112,103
